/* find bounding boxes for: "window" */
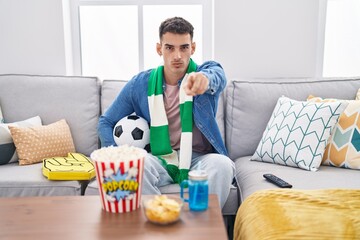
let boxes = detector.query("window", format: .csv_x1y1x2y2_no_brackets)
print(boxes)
323,0,360,77
70,0,212,80
79,5,139,80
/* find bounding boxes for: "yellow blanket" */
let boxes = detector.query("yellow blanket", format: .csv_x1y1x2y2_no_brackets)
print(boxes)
234,189,360,240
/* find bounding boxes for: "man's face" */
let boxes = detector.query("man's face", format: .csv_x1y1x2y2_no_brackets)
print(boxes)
157,32,195,78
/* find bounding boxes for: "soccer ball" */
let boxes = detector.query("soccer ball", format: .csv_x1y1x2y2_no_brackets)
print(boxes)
113,115,150,152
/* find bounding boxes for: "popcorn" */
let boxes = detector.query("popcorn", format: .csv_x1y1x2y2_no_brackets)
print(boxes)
90,145,146,163
91,145,146,213
143,195,182,224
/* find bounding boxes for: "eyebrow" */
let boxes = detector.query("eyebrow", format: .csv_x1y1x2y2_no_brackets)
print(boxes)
164,43,190,48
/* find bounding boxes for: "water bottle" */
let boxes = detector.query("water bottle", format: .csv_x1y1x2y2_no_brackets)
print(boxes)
180,169,209,211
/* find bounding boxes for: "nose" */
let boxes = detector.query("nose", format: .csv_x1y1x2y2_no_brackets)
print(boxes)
174,49,181,60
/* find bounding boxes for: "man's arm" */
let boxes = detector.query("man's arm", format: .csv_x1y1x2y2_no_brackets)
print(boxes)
98,80,135,147
183,61,226,96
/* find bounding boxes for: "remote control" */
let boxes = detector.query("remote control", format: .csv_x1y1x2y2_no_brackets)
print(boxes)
263,174,292,188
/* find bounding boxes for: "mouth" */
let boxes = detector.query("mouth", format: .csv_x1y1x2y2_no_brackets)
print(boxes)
172,62,183,68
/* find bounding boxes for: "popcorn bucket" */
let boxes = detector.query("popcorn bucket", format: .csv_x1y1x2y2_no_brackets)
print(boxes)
91,146,146,213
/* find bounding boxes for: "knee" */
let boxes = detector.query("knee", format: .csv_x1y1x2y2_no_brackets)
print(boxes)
207,154,235,176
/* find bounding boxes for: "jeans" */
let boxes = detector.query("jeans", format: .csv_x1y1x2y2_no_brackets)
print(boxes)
142,151,235,208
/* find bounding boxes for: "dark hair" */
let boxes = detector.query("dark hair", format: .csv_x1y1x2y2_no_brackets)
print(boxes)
159,17,194,40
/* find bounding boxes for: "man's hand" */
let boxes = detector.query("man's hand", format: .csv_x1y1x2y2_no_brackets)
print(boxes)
183,72,209,96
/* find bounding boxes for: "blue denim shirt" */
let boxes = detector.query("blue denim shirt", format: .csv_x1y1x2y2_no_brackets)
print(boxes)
98,60,228,156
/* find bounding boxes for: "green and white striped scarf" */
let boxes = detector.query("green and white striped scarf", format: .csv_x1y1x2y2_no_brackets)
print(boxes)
148,59,197,184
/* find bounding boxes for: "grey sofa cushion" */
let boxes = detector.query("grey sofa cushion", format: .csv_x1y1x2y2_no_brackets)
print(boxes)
83,179,99,195
0,162,82,196
235,156,360,202
0,74,101,156
101,80,127,114
225,77,360,160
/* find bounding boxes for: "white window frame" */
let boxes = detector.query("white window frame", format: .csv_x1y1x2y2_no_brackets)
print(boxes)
315,0,328,78
66,0,213,76
321,0,360,78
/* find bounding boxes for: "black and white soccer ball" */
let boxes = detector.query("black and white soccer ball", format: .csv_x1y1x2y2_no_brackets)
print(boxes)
113,115,150,152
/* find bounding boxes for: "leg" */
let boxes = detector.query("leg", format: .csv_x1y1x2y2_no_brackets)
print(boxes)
141,153,173,195
190,153,235,208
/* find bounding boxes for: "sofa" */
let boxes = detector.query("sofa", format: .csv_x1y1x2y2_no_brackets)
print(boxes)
227,77,360,239
0,74,238,214
1,74,360,237
0,74,100,196
226,77,360,203
92,77,360,204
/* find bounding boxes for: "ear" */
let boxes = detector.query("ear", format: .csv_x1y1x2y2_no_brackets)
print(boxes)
191,42,196,55
156,43,162,56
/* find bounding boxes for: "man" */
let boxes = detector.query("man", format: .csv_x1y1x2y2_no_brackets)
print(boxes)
98,17,235,208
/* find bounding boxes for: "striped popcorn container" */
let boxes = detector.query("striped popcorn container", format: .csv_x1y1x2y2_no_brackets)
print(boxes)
91,145,146,213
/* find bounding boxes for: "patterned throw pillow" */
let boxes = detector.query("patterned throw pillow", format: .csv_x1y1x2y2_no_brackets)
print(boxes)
0,116,42,165
251,97,348,171
308,96,360,169
9,119,75,165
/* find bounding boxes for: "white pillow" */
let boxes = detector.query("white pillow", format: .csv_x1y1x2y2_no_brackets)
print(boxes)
251,97,348,171
0,116,42,165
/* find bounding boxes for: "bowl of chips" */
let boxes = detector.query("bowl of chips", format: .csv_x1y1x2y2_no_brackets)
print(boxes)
142,195,183,225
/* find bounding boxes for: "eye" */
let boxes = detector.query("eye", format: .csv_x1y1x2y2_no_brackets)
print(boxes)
165,46,173,50
181,45,189,51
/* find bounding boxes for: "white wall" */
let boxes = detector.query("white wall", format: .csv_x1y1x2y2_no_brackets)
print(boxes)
0,0,324,79
0,0,67,75
214,0,322,80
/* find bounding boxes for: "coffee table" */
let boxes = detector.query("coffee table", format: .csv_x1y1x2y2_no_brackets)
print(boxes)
0,194,228,239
